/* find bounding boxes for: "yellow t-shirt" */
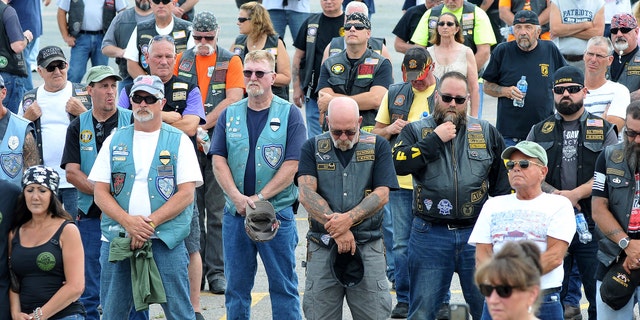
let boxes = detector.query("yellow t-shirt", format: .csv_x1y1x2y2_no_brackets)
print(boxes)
410,5,497,47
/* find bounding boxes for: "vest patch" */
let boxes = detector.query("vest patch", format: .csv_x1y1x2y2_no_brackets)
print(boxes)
611,149,624,164
421,128,434,139
263,144,284,169
270,117,281,131
462,203,474,216
178,59,193,71
173,91,187,101
317,138,331,153
356,149,375,162
606,167,625,176
112,172,126,196
587,119,604,127
364,58,379,65
357,64,374,79
586,129,603,140
394,95,405,106
173,30,187,39
0,56,7,68
7,135,19,150
80,130,93,143
1,153,22,178
541,121,555,134
437,199,453,215
156,176,175,201
317,162,336,171
331,63,345,75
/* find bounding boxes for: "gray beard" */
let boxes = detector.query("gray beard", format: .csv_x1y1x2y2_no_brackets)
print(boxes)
625,139,640,172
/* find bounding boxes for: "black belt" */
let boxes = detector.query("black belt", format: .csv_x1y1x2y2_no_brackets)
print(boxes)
563,54,583,62
541,286,561,296
433,222,475,230
79,30,103,35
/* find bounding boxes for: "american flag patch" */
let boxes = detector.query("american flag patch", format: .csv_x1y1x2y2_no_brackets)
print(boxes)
587,119,603,127
468,123,482,131
593,172,606,192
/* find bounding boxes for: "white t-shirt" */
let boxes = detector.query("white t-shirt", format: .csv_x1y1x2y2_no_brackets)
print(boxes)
468,193,576,289
123,21,195,63
88,129,203,217
18,82,75,189
584,80,630,120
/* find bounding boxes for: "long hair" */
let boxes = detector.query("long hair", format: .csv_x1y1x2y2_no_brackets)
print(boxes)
430,13,464,46
240,1,277,41
11,191,72,231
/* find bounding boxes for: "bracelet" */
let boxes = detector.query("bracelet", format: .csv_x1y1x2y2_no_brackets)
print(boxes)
257,193,265,201
33,307,42,320
148,221,156,229
25,37,30,44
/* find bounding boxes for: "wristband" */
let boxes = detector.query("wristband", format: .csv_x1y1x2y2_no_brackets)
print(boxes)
257,193,265,201
148,221,156,229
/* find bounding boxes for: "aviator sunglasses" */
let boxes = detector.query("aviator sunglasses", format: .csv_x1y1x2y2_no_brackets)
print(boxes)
193,35,216,41
505,159,543,170
478,284,515,298
330,129,358,137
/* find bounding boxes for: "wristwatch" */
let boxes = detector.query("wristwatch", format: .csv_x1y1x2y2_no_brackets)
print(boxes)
619,237,630,250
257,193,265,201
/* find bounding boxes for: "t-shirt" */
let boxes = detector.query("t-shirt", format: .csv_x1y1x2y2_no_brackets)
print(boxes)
3,5,24,43
410,5,496,47
551,0,604,55
57,0,127,31
392,4,428,43
9,0,43,38
468,193,576,289
584,80,630,120
123,21,196,63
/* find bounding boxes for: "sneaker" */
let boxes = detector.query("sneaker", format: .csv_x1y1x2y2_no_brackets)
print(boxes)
390,302,408,318
436,303,450,320
563,304,582,320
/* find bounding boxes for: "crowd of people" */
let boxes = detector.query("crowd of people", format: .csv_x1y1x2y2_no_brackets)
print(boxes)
4,0,640,319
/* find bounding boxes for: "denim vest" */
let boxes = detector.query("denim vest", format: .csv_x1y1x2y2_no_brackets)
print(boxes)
309,131,383,243
224,97,297,214
0,112,31,186
102,123,191,249
77,109,132,214
135,18,192,72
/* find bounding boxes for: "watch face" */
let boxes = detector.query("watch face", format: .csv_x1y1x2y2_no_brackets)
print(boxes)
620,238,629,249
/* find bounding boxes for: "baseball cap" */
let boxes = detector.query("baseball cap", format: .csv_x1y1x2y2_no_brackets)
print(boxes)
85,65,123,84
553,66,584,86
501,140,548,166
330,244,364,287
513,10,539,25
22,165,61,196
244,200,280,242
611,13,638,29
0,74,4,88
402,46,432,81
600,259,640,310
37,46,66,68
130,75,165,98
345,12,371,30
193,11,219,32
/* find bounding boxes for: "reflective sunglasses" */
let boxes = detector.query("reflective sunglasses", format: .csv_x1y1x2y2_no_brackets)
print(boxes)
330,129,358,137
625,129,640,138
237,17,251,23
478,284,515,298
505,159,543,170
552,85,583,95
151,0,172,4
438,21,456,27
131,94,160,104
439,94,467,104
193,35,216,41
242,70,273,78
45,61,68,72
344,23,367,31
611,27,633,35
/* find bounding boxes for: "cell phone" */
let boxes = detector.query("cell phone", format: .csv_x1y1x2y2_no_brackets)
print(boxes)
448,303,470,320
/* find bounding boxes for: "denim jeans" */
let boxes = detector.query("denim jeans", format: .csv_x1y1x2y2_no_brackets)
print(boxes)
408,217,483,320
267,9,309,40
382,203,395,282
57,315,85,320
563,259,582,306
223,206,301,320
596,280,640,319
561,233,598,319
0,72,28,114
305,97,322,138
57,187,78,220
390,188,412,304
100,240,193,320
23,39,38,91
481,291,562,320
67,33,109,83
77,216,101,320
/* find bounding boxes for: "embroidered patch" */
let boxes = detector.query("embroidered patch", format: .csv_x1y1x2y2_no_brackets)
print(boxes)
263,144,284,169
331,63,345,75
112,173,126,196
157,176,175,200
1,153,22,178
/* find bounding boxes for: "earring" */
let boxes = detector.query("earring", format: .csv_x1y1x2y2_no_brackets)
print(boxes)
528,305,532,313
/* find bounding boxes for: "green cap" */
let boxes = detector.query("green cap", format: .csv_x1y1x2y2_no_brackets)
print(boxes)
501,141,548,166
85,65,122,84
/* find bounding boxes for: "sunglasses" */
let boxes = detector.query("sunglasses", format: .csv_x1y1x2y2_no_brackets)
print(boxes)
243,70,273,78
237,17,251,23
131,94,160,104
505,159,543,170
439,94,467,104
611,27,633,34
95,122,105,138
553,85,583,95
344,23,367,31
438,21,456,27
151,0,172,4
478,284,515,298
625,129,640,138
193,35,216,41
45,61,67,72
330,129,358,137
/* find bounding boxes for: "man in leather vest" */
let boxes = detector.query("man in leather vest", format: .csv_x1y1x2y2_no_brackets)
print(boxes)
298,96,397,319
610,13,640,102
393,71,511,319
0,0,31,114
56,0,127,83
527,65,617,320
174,11,244,298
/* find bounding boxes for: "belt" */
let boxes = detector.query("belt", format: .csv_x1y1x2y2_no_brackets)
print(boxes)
433,222,475,230
563,54,583,62
79,30,103,35
541,286,561,296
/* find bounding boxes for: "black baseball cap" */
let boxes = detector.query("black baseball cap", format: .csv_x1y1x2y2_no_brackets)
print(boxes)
513,10,539,25
402,46,432,81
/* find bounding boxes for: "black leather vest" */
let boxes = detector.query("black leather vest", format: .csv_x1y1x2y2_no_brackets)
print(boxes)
135,18,192,73
0,3,28,77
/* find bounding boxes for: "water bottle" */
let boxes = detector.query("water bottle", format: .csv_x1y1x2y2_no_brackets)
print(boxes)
422,111,429,119
513,76,527,108
575,212,593,244
197,127,211,153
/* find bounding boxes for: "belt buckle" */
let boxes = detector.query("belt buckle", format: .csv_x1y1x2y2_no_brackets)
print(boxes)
447,224,459,230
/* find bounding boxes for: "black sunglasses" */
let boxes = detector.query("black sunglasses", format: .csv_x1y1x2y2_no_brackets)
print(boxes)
344,23,367,31
553,85,583,95
237,17,251,23
611,27,633,34
131,94,160,104
193,35,216,41
330,129,358,137
440,94,467,104
243,70,273,78
438,21,456,27
152,0,172,4
45,61,67,72
625,129,640,138
478,284,514,298
505,159,543,170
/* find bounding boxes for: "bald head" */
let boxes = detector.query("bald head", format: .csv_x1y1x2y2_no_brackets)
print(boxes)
327,97,360,123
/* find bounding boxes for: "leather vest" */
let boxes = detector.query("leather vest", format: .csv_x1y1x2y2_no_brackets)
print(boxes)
529,111,613,224
77,108,132,214
103,123,192,249
135,18,192,73
67,0,116,36
617,51,640,94
0,3,28,77
328,36,385,57
125,76,194,117
308,131,383,243
386,81,438,145
301,13,322,90
428,3,477,53
0,112,31,186
112,8,139,80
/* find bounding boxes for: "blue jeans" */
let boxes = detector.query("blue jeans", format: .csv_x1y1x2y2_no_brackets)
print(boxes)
0,72,28,114
57,315,85,320
502,137,522,148
223,206,301,320
77,216,101,320
561,233,598,319
408,217,483,320
57,187,78,220
390,188,412,304
563,260,582,306
382,203,395,282
305,97,322,138
68,33,109,83
596,280,640,319
482,291,563,320
23,39,38,91
100,239,192,320
267,9,309,40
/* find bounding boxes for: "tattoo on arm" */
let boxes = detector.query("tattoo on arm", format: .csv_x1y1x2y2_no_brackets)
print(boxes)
292,63,299,83
605,228,623,238
347,191,386,224
298,176,333,223
22,133,39,168
541,181,558,194
484,82,503,97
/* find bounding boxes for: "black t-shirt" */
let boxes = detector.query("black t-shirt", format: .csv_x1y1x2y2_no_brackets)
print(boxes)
611,46,639,82
392,4,428,42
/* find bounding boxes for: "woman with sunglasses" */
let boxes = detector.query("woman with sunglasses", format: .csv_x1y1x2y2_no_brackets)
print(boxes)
231,1,292,101
427,13,480,117
475,240,543,320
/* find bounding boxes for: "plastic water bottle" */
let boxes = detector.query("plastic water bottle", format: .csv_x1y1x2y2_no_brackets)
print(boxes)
575,212,593,244
197,127,211,153
422,111,429,119
513,76,527,108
